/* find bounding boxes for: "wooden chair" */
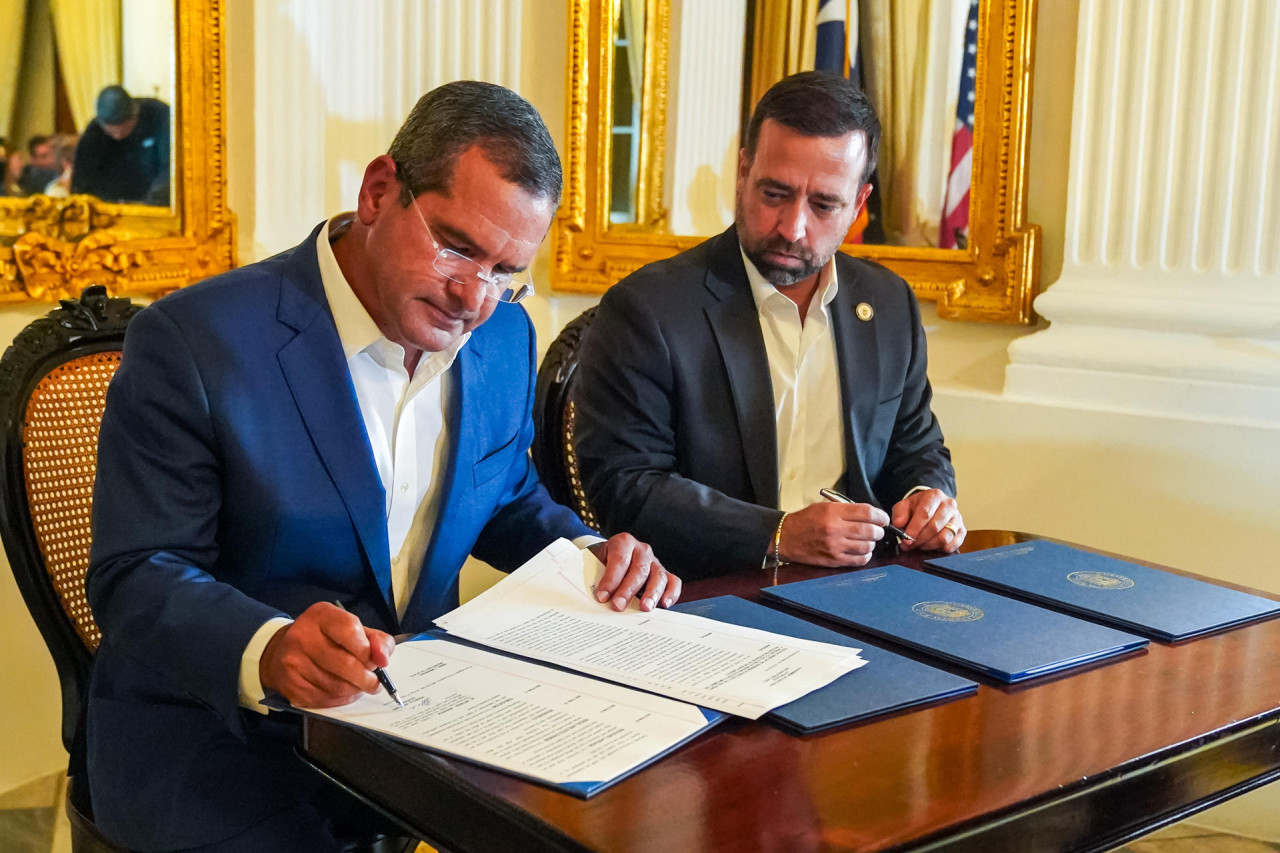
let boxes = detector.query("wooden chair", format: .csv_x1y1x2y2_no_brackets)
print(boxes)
0,285,140,852
531,307,600,531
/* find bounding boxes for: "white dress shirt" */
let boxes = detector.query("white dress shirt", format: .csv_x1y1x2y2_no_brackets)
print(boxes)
740,246,938,564
319,215,465,616
238,215,466,710
741,246,846,514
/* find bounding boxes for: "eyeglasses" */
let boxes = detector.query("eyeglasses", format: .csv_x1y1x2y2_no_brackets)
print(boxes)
405,196,534,304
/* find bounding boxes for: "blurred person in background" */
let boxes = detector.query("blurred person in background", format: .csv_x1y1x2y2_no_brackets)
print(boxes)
72,85,170,204
17,134,59,196
42,134,78,197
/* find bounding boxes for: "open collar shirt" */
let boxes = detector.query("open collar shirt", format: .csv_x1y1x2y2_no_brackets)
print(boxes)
239,215,467,711
318,213,466,618
740,246,846,514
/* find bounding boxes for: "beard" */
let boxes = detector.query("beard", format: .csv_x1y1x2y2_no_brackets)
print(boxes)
735,199,833,288
740,235,826,287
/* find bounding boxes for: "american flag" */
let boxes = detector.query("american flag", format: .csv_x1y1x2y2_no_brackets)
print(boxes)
940,0,979,249
814,0,857,81
813,0,882,244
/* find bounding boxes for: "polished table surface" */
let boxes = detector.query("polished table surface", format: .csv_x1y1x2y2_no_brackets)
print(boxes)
301,533,1280,852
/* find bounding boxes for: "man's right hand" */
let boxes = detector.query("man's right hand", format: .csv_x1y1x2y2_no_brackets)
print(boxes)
259,602,395,708
779,501,891,567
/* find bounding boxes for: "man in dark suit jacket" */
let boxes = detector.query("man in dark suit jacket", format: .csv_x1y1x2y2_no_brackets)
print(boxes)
576,72,964,580
87,81,678,852
71,85,171,204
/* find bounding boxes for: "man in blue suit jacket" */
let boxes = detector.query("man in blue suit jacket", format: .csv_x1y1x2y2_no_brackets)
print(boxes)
86,81,679,852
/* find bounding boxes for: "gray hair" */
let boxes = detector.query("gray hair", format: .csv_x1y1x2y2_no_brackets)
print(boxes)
388,80,562,208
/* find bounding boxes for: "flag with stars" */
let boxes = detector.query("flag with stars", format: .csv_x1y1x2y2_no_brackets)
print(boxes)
813,0,883,244
815,0,859,81
941,0,978,249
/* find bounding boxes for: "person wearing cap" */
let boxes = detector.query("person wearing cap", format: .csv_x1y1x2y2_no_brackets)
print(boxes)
71,84,171,204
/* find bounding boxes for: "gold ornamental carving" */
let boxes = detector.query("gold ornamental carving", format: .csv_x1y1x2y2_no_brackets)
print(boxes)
0,0,235,303
10,232,141,302
14,196,120,241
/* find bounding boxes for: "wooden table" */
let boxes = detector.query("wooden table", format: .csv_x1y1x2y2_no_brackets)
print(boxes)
300,532,1280,852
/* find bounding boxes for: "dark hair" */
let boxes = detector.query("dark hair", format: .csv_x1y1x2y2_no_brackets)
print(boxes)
95,85,138,126
27,135,52,156
388,80,562,208
743,71,880,184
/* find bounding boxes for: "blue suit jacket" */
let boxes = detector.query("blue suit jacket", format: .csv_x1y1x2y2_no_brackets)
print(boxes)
85,225,590,849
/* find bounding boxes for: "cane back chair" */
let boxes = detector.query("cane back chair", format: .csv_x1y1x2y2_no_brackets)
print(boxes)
0,285,140,851
532,306,600,532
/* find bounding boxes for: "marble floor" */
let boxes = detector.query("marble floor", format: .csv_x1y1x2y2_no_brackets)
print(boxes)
1,772,1277,853
0,773,68,853
1113,824,1280,853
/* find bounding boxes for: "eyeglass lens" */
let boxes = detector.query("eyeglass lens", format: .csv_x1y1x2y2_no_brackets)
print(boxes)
433,252,532,302
404,186,533,303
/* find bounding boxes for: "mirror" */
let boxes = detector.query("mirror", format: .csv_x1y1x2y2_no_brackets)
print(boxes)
553,0,1040,323
0,0,232,302
608,0,646,224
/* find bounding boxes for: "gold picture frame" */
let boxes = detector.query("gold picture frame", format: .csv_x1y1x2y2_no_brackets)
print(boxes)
552,0,1041,323
0,0,234,303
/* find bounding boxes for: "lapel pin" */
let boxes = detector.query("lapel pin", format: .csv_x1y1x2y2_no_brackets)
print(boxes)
856,302,874,321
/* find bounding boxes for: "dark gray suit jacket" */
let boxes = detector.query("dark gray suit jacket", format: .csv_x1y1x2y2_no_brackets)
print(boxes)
575,226,954,578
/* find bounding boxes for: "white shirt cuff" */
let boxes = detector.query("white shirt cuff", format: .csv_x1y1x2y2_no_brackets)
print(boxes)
242,538,606,712
238,617,293,715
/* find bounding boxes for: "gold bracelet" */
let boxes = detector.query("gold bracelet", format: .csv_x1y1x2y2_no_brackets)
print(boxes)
771,512,788,568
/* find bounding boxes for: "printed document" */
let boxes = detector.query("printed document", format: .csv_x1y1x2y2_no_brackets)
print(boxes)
435,538,867,718
301,637,712,789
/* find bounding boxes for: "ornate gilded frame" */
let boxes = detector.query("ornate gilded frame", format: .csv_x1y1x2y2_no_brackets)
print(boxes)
0,0,234,303
552,0,1041,323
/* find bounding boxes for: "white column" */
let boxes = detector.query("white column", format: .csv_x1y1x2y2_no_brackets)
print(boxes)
1005,0,1280,427
250,0,522,258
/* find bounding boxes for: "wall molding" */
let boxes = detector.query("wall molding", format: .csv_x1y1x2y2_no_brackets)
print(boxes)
1005,0,1280,425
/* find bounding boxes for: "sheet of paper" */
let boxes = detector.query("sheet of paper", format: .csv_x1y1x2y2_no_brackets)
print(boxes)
435,539,867,718
301,638,711,788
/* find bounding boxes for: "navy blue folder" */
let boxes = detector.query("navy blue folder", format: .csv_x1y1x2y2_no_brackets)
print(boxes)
761,566,1148,683
925,540,1280,642
674,596,977,733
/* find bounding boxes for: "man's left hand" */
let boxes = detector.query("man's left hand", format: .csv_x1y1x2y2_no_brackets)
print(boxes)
588,533,682,612
891,489,966,553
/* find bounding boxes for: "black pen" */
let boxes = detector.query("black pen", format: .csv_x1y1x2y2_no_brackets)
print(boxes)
818,488,915,542
333,601,404,707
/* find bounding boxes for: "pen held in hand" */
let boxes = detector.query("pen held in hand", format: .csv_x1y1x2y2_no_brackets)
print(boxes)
372,668,404,709
332,601,404,707
818,488,915,542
